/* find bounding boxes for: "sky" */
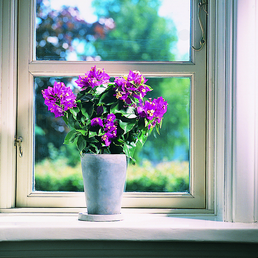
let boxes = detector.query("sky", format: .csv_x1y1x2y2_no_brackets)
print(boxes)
48,0,190,60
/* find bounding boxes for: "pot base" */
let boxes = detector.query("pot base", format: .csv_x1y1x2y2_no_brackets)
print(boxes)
78,212,123,222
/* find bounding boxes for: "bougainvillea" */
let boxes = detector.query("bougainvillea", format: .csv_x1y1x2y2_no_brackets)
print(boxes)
42,81,77,117
42,66,167,161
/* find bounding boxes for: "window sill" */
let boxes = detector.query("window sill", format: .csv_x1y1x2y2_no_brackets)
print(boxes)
0,211,258,243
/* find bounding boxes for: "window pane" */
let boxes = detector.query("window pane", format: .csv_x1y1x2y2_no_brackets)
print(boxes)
36,0,190,61
34,76,190,193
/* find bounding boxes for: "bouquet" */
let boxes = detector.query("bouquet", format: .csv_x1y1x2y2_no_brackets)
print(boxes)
42,66,167,162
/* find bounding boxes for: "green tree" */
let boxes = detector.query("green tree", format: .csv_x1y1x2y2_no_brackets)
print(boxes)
92,0,177,61
135,77,190,163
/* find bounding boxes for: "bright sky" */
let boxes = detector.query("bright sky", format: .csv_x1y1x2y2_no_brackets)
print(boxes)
49,0,190,59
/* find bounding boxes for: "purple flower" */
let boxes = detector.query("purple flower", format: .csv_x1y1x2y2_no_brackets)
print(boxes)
114,77,127,88
136,97,168,128
133,85,151,99
104,123,117,135
91,117,103,127
137,104,146,118
75,66,110,90
42,82,77,118
113,71,149,104
106,113,116,122
101,113,118,146
153,97,168,123
127,70,147,86
143,100,157,120
101,133,113,147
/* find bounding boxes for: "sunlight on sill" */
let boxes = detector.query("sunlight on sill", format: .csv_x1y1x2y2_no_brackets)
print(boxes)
0,212,257,243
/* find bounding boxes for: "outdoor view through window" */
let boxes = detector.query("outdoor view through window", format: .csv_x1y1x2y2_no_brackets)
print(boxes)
34,0,191,193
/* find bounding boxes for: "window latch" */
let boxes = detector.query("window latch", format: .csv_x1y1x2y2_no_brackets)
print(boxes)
14,136,23,157
192,0,208,52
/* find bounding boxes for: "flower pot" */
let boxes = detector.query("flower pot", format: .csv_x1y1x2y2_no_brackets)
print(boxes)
78,154,127,222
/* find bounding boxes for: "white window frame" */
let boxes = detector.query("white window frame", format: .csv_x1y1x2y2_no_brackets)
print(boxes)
7,0,208,210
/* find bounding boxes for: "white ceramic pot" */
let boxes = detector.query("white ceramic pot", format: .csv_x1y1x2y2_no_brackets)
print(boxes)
78,154,127,221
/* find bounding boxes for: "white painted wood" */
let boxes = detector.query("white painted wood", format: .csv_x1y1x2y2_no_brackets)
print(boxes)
0,0,17,209
221,0,237,223
205,0,216,213
212,0,227,221
0,214,258,242
255,0,258,223
232,0,257,223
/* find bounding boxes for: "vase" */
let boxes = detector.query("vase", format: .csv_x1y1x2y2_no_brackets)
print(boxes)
78,154,127,222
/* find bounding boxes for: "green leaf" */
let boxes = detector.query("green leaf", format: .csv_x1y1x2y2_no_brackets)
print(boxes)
81,102,94,119
81,108,89,119
155,123,160,135
78,93,93,102
119,120,135,134
123,106,137,119
70,108,78,119
64,129,77,144
123,142,136,160
81,116,86,124
89,130,97,138
110,102,120,114
77,135,87,152
62,115,68,125
99,89,117,105
88,142,99,153
67,112,76,128
75,129,87,136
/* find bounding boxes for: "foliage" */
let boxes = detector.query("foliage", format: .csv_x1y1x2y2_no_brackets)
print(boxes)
42,67,168,162
92,0,177,61
126,160,189,192
36,0,115,60
135,77,190,163
35,158,84,192
35,158,189,192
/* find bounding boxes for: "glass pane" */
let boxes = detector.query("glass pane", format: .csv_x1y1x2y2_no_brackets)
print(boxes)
34,76,190,193
36,0,190,61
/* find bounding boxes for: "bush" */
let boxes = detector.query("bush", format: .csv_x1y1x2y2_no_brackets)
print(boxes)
35,158,84,191
35,158,189,192
126,160,189,192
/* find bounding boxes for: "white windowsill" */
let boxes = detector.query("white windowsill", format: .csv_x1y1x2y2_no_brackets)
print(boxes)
0,212,258,243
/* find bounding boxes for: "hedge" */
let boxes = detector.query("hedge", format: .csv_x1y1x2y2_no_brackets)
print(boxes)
35,158,189,193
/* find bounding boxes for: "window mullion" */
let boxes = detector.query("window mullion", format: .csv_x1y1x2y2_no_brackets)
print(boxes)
28,61,203,77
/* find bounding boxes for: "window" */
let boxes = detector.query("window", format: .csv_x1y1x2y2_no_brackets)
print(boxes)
15,0,207,209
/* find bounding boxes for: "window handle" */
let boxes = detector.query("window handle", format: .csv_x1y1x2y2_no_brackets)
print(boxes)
14,136,23,157
192,0,208,52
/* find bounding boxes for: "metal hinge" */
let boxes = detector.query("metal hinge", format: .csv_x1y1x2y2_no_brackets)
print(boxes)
14,136,23,157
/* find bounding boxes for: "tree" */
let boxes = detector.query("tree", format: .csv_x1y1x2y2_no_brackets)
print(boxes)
92,0,177,61
36,0,114,60
135,77,190,163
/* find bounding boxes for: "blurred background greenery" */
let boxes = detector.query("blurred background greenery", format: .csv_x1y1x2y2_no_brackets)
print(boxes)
34,0,190,192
